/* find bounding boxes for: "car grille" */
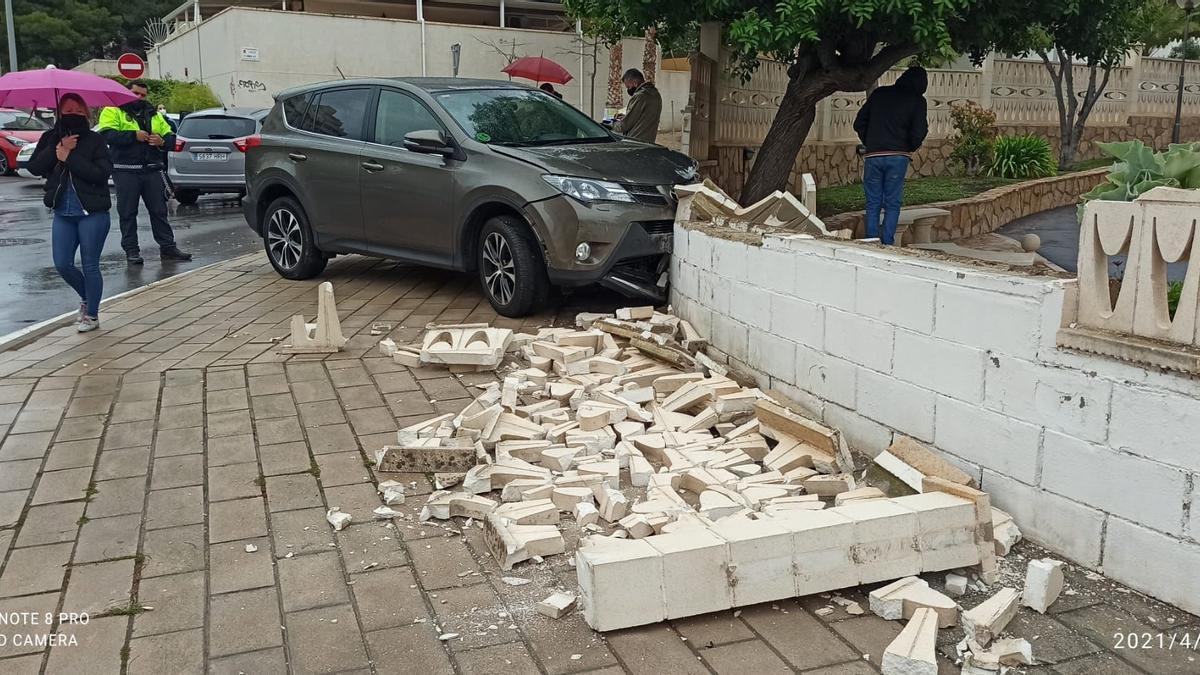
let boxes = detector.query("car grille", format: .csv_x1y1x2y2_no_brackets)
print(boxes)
623,183,673,206
638,220,674,236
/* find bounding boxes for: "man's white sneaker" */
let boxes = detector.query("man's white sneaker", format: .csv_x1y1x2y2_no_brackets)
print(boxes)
77,317,99,333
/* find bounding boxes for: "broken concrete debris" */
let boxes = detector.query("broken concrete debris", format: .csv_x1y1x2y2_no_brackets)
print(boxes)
326,507,351,531
280,281,348,354
674,178,844,238
1022,558,1064,614
371,307,1012,633
537,592,578,619
961,587,1021,647
881,607,938,675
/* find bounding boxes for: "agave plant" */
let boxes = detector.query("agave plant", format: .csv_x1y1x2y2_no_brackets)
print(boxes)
1078,140,1200,219
989,134,1057,179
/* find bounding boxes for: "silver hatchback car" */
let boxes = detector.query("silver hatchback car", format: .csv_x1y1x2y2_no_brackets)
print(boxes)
168,107,267,204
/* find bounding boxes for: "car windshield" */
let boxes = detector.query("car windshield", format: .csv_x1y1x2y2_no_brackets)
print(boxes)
0,111,50,131
178,115,257,139
434,89,610,146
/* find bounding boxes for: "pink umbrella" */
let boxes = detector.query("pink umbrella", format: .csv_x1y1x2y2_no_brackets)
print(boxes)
0,67,139,109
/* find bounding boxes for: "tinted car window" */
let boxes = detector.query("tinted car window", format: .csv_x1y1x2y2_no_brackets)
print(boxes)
308,88,370,140
435,89,609,146
373,90,443,147
0,111,50,131
178,116,257,139
282,94,310,128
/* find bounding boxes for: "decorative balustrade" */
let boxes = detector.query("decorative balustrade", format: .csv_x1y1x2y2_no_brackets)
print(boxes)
711,52,1200,146
1063,189,1200,372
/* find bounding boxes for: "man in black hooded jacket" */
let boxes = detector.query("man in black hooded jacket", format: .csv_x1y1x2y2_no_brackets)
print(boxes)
853,66,929,245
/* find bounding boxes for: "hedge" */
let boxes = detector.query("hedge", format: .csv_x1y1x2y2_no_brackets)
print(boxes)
106,77,221,114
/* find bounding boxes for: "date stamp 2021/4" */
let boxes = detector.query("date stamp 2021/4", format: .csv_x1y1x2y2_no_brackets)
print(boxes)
1113,631,1200,651
0,612,90,648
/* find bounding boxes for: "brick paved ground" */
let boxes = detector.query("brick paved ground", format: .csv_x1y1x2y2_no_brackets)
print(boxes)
0,253,1197,674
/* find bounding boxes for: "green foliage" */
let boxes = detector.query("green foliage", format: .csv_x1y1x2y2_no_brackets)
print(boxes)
1077,140,1200,220
4,0,176,69
1138,1,1200,56
1169,280,1183,319
990,135,1057,179
949,102,997,176
1169,38,1200,60
108,77,220,113
815,175,1018,218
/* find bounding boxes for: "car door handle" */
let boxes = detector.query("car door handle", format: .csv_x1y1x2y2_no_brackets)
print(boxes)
361,161,384,172
288,152,307,161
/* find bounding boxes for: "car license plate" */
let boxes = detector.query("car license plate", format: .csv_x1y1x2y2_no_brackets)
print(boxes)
194,152,227,161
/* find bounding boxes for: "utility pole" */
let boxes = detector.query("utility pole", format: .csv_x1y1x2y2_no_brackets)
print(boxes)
4,0,17,72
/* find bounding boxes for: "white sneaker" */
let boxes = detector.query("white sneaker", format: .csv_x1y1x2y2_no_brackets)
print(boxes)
77,317,99,333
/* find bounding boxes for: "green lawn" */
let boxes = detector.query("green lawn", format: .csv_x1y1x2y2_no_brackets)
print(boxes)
815,175,1018,217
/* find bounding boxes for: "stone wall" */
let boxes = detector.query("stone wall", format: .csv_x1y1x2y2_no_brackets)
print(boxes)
707,115,1200,198
822,168,1110,240
670,225,1200,615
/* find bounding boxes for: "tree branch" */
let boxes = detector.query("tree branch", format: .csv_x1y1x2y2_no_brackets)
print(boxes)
835,42,920,91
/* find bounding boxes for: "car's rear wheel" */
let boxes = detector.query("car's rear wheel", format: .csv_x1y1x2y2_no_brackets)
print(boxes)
174,189,199,205
478,216,549,317
0,152,10,176
264,196,326,280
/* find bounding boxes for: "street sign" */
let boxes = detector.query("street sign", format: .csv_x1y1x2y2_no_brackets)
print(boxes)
117,53,146,80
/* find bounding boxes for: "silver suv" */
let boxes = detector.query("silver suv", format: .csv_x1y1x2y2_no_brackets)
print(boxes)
243,78,696,316
169,107,267,204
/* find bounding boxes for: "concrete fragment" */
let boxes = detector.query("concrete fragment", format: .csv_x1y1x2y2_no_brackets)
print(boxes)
377,480,406,505
537,592,578,619
576,537,666,631
378,337,397,356
961,587,1020,647
645,528,732,619
615,306,654,320
551,486,594,511
484,514,565,570
1022,558,1064,614
325,507,352,531
944,573,968,598
376,440,476,473
281,282,347,354
868,576,958,628
573,502,600,527
990,637,1034,666
711,516,794,607
881,607,938,675
494,500,560,525
834,486,887,506
991,508,1022,556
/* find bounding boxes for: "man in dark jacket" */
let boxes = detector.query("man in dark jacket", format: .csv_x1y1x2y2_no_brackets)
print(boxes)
612,69,662,144
853,66,929,245
98,80,191,265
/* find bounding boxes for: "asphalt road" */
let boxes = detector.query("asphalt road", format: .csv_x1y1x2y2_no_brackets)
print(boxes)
0,177,262,336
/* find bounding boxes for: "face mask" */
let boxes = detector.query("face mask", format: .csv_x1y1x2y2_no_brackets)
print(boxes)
626,86,637,96
59,113,89,134
122,99,151,114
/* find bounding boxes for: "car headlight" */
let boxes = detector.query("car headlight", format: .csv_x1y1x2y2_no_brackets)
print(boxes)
6,136,28,147
542,175,634,204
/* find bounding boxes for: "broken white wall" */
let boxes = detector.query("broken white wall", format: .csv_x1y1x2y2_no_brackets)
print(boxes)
672,225,1200,616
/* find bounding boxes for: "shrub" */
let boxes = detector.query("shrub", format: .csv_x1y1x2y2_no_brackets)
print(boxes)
106,77,221,114
949,102,997,176
990,134,1057,179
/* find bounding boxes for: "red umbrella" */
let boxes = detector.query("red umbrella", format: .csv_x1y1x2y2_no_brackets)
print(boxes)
501,56,573,85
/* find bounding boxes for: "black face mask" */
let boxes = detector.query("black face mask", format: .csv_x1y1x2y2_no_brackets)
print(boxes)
626,86,638,96
58,113,89,135
121,99,152,115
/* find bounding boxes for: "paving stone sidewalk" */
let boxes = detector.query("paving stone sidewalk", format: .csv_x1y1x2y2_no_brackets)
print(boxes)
0,253,1197,674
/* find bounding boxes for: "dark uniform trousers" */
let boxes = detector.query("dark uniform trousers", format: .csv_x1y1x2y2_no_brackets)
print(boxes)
114,169,176,254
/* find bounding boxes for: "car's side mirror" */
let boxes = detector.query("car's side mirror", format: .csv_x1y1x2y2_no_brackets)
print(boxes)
403,129,454,156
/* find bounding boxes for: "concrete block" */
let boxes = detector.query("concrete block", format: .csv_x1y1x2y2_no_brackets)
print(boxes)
892,331,986,404
881,607,938,675
945,573,967,598
794,252,856,310
697,268,729,314
1102,517,1200,616
1109,385,1200,472
854,267,936,333
891,491,979,570
774,509,858,595
1032,369,1113,443
576,537,666,631
1022,558,1064,614
675,262,699,301
645,528,732,619
934,284,1042,360
748,330,797,386
984,470,1106,567
771,294,825,350
823,403,892,457
748,248,797,296
795,345,858,409
730,282,771,330
824,309,895,373
686,227,713,269
832,500,921,584
1040,430,1187,534
961,587,1020,647
934,396,1040,484
855,369,936,442
551,486,595,512
711,516,795,606
868,576,925,619
982,355,1041,422
710,236,749,282
573,502,599,527
712,314,749,363
537,592,577,619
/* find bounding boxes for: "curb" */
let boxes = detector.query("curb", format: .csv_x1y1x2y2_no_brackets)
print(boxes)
0,257,233,354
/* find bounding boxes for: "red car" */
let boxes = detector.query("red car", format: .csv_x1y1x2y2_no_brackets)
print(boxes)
0,109,49,175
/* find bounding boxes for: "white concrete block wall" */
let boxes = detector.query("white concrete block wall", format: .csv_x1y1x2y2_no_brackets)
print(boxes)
672,224,1200,615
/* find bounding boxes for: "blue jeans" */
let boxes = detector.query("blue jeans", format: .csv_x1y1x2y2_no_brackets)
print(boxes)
52,212,111,318
863,155,910,245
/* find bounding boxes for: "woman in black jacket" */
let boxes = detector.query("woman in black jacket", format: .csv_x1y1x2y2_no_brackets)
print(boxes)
28,93,114,332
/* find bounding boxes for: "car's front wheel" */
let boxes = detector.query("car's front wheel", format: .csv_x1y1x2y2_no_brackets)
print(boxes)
264,196,326,280
478,216,549,317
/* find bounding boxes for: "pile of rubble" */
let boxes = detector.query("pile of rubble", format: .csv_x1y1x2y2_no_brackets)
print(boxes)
675,177,852,239
364,305,1069,671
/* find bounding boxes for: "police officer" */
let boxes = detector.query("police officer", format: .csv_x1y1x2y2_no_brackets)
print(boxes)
98,80,192,265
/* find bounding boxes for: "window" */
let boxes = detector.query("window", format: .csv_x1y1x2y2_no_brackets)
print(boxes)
0,112,50,131
373,89,443,147
281,94,310,128
177,116,257,139
306,88,370,140
435,88,610,147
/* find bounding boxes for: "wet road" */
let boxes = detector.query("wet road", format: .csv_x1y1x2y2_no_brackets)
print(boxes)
0,177,262,336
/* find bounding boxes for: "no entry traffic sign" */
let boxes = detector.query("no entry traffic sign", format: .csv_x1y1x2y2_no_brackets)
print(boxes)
117,53,146,80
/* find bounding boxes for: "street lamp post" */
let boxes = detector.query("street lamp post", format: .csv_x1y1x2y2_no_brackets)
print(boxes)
1173,0,1197,144
4,0,16,72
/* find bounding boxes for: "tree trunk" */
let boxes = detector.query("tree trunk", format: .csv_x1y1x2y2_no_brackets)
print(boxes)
642,28,658,82
607,42,624,109
740,76,832,204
